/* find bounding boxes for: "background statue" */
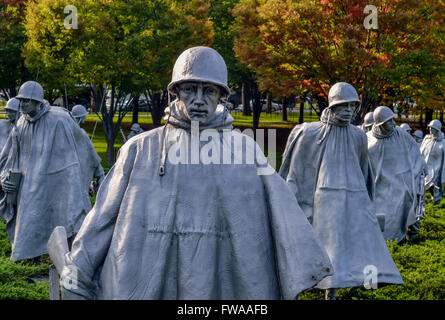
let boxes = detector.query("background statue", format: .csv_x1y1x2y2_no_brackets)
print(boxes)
71,104,88,125
413,130,424,146
279,82,403,300
420,120,445,205
361,111,374,132
367,106,426,243
58,46,333,300
127,123,144,140
400,123,412,135
0,81,99,262
70,104,104,195
0,98,19,153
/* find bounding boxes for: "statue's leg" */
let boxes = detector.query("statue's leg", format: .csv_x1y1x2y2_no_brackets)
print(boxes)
325,288,337,300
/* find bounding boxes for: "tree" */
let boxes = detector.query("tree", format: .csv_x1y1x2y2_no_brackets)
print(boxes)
23,0,213,165
0,0,29,98
232,0,444,124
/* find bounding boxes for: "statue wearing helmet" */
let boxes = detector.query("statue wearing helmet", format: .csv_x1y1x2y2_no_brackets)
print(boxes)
70,104,105,196
367,106,426,243
0,81,100,263
71,105,88,125
280,83,403,300
0,98,20,153
413,130,424,145
59,46,333,300
127,123,144,140
420,120,445,206
360,111,374,132
400,123,412,134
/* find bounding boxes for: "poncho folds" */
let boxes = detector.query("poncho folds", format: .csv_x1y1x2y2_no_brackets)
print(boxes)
279,109,403,289
420,133,445,205
0,120,13,154
0,105,102,261
60,101,333,300
367,126,426,242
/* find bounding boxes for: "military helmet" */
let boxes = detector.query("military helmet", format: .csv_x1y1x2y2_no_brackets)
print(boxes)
131,123,141,131
71,105,88,118
16,81,44,103
413,130,423,139
373,106,394,126
400,123,412,133
5,98,20,112
167,46,230,98
428,119,442,131
327,82,360,108
363,111,374,127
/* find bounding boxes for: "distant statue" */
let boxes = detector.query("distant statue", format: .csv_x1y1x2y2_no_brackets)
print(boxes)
420,120,445,206
0,98,19,153
400,123,412,134
361,111,374,132
57,46,333,300
367,106,426,243
0,81,99,262
71,104,88,125
280,83,403,300
70,104,105,195
413,130,424,145
127,123,144,140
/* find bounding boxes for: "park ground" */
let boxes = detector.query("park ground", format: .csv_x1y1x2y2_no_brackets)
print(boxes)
0,109,444,300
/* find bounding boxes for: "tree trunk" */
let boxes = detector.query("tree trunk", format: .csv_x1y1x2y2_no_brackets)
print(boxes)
299,99,305,124
266,94,272,113
132,96,139,124
252,85,262,135
242,82,251,116
282,98,288,121
150,91,168,127
419,107,423,128
440,112,443,123
425,109,433,126
106,138,115,166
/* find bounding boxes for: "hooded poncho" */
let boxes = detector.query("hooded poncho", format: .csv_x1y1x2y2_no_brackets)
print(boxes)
420,133,445,205
0,105,102,261
279,109,403,289
60,100,333,300
367,126,426,242
0,119,13,154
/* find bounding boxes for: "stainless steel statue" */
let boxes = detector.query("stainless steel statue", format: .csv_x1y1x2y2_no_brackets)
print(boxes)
58,46,333,300
127,123,144,140
400,123,412,134
0,98,19,153
413,130,424,146
70,104,105,195
0,81,99,261
279,83,403,300
361,111,374,132
367,106,426,243
420,120,445,205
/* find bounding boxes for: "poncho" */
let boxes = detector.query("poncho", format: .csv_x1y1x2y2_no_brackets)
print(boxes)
420,133,445,205
279,109,403,289
367,126,426,242
0,120,13,154
0,105,101,261
60,101,333,300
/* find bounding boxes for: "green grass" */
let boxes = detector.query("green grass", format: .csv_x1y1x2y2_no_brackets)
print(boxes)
0,111,444,300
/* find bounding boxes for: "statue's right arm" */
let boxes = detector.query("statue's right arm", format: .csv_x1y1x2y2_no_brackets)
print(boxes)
60,141,137,299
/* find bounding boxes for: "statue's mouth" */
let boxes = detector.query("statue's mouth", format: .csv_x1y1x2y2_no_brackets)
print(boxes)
189,109,208,116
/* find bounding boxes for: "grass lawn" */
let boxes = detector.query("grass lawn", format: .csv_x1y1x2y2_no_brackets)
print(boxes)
0,110,444,300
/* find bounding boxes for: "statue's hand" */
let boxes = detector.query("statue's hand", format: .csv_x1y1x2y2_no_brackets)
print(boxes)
1,178,17,193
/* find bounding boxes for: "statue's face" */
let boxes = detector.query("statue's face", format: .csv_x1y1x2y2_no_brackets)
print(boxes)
75,116,86,125
19,98,41,117
6,109,17,123
331,102,357,123
430,127,439,136
381,118,396,132
177,81,221,124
